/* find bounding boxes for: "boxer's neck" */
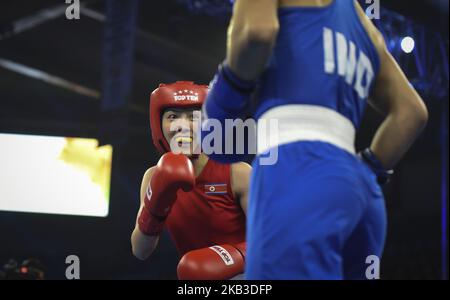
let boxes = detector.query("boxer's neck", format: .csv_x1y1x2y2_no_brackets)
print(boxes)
190,153,209,178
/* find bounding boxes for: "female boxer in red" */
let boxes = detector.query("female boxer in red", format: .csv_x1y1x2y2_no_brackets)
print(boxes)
131,81,250,280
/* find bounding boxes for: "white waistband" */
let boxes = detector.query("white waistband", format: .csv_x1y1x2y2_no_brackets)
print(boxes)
257,104,356,155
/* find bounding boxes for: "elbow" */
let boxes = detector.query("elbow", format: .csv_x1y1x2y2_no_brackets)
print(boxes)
244,23,279,45
132,243,152,261
413,100,429,132
131,231,155,261
232,19,278,47
132,249,150,261
393,96,429,132
418,104,429,129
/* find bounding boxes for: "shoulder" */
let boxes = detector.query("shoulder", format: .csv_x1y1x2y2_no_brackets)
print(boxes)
143,166,156,181
353,0,386,55
231,162,252,177
230,162,252,193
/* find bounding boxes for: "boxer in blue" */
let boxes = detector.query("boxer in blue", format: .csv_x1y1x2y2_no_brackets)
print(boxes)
201,0,428,279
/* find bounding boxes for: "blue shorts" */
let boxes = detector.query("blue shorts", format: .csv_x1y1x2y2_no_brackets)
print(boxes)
245,141,387,279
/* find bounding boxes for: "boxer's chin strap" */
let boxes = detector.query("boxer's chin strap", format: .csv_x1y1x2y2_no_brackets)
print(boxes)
189,154,200,161
166,152,199,161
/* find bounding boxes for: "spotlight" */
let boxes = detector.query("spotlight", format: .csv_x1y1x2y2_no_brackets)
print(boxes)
401,36,415,53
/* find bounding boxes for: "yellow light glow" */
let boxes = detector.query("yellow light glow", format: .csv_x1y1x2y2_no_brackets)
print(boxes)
0,133,112,217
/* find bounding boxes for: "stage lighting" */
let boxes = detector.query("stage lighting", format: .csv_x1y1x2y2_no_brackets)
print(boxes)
401,36,415,53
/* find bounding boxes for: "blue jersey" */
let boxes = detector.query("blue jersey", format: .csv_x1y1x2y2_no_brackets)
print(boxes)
254,0,380,129
246,0,387,279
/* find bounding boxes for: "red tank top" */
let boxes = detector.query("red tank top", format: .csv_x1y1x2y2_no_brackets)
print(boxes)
165,159,246,256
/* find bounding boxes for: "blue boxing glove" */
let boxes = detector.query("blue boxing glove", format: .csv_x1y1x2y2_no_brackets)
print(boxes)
204,63,256,120
201,63,257,163
359,148,394,185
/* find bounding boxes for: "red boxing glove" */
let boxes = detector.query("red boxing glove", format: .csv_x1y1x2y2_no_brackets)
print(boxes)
177,242,246,280
138,152,195,236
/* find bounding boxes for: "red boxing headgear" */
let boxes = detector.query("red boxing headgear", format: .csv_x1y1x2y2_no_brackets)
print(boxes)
150,81,208,153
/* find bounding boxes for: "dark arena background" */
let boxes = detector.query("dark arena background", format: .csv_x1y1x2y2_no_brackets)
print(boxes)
0,0,448,280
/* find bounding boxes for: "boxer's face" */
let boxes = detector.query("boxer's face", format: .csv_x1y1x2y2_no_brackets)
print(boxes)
162,108,201,156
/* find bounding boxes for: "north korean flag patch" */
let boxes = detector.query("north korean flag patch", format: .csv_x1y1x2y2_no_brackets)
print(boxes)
204,183,227,195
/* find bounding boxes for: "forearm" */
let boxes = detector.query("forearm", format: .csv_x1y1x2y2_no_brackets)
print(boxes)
132,153,195,259
131,223,159,260
370,109,428,169
227,25,278,81
203,23,277,118
226,3,279,80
